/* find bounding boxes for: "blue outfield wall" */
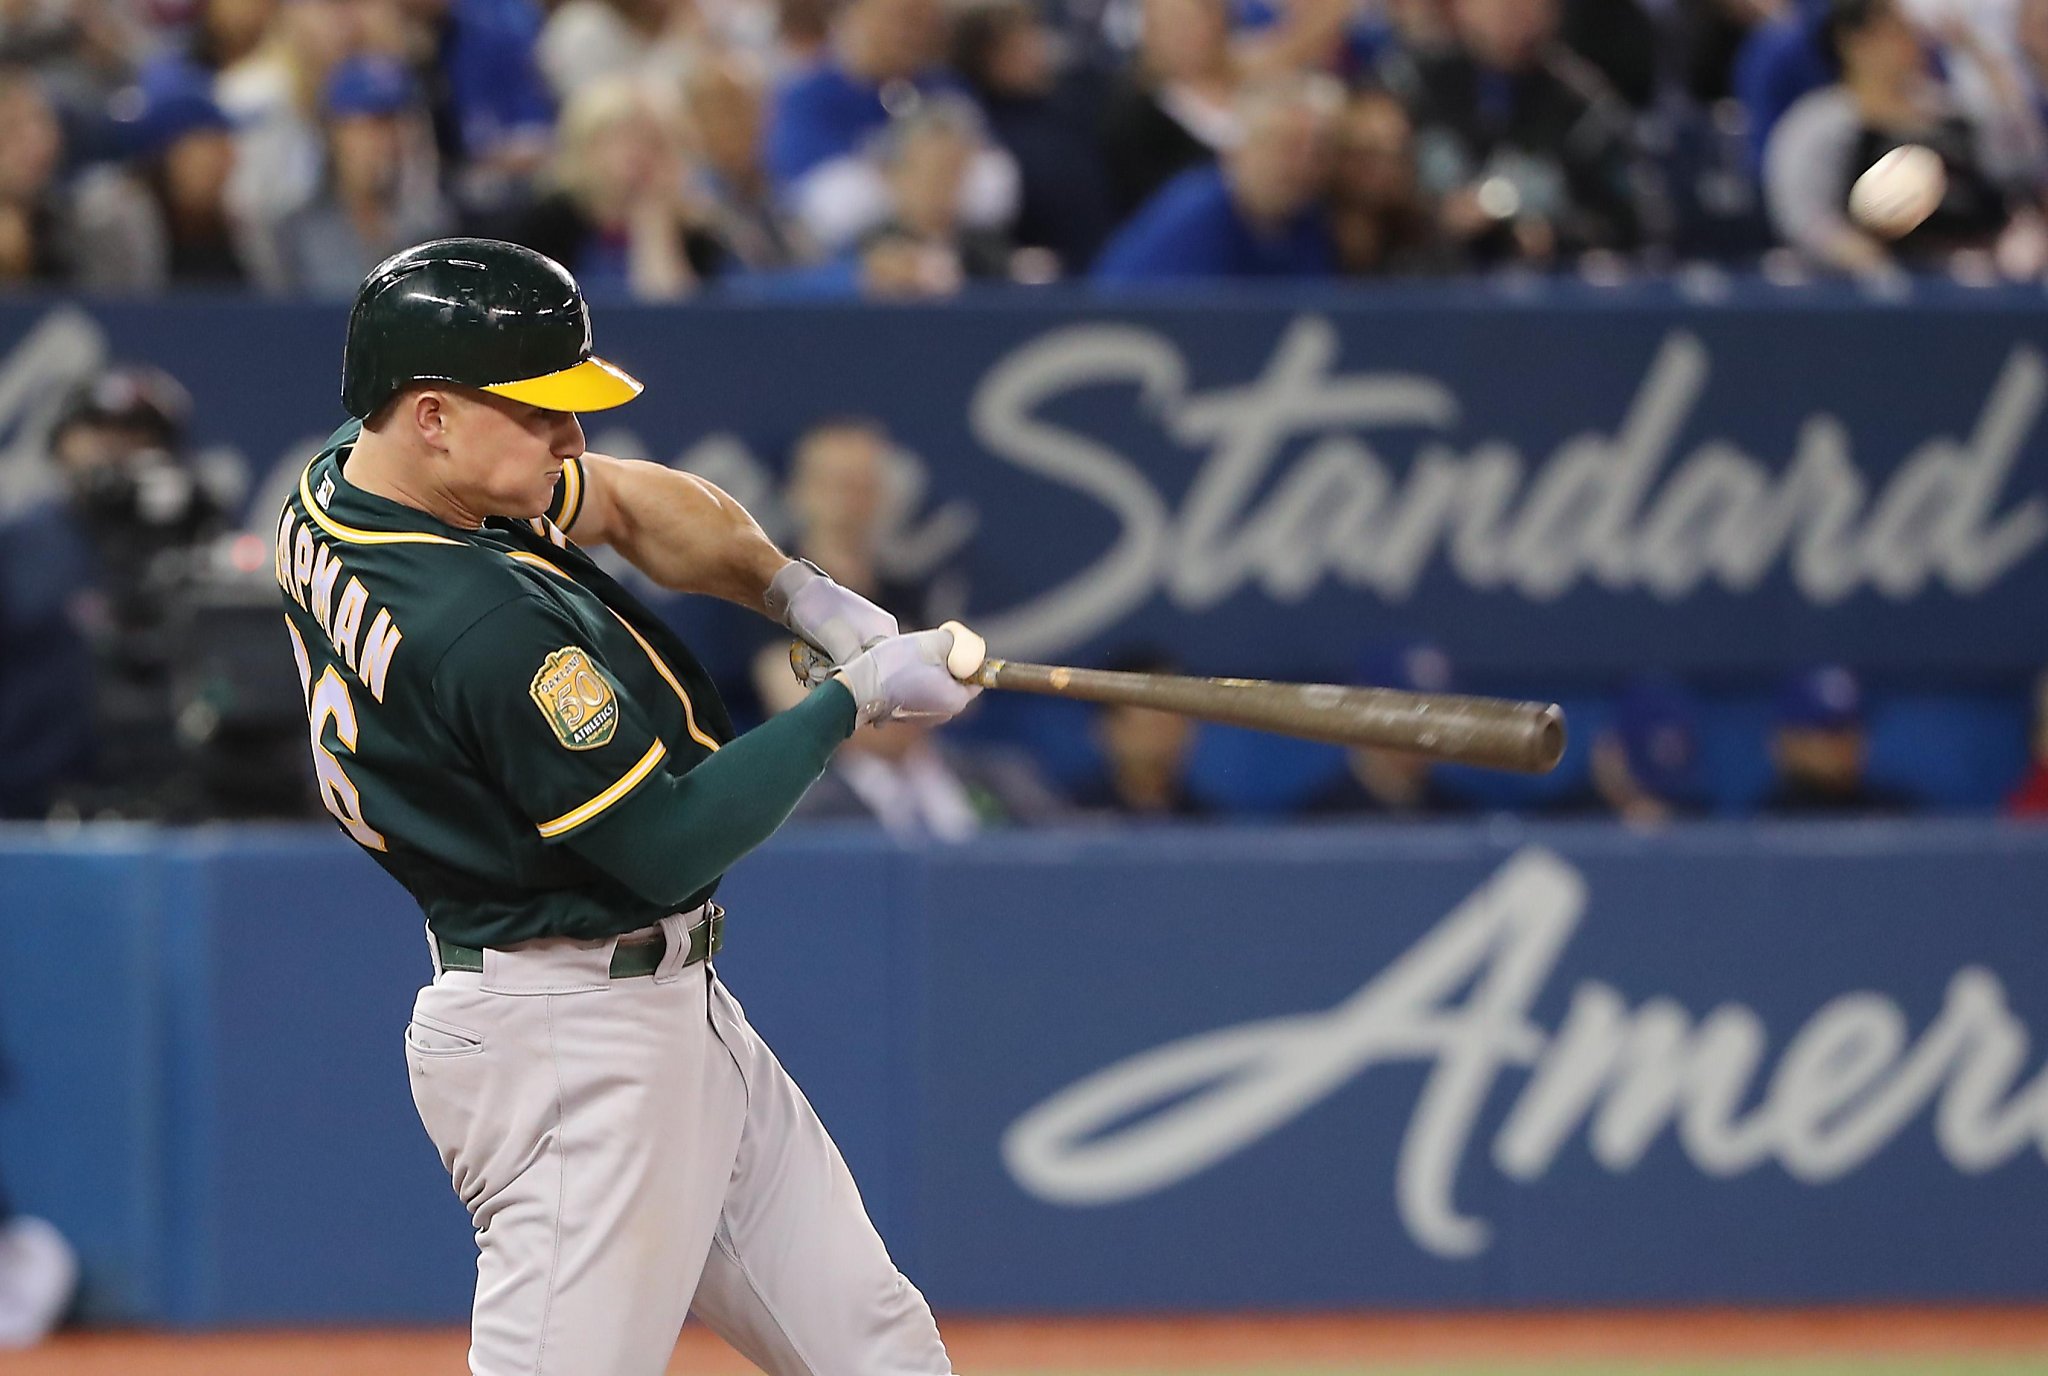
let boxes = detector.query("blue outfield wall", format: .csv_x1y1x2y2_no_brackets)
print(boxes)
2,821,2047,1324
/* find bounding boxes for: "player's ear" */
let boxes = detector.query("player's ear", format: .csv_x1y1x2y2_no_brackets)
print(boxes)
411,388,451,451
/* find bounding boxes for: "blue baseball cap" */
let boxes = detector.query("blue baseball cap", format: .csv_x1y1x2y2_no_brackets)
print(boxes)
1777,664,1866,730
1612,674,1700,799
323,56,418,119
111,62,232,157
1353,641,1453,694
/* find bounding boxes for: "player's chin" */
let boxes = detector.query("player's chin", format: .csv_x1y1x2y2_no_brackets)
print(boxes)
506,471,562,521
493,485,554,522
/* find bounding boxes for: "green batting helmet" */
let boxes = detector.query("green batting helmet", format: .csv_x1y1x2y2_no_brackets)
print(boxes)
340,238,643,420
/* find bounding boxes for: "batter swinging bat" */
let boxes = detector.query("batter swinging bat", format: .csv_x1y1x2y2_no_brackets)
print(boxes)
792,626,1567,775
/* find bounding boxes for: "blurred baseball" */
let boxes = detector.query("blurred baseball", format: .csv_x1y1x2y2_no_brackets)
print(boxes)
1849,145,1945,239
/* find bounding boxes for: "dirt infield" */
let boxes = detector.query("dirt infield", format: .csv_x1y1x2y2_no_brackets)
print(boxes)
13,1307,2048,1375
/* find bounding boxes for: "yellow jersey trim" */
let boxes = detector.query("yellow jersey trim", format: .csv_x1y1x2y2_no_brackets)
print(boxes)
607,612,722,753
505,550,571,578
503,551,722,754
536,738,667,838
299,464,464,547
555,458,585,533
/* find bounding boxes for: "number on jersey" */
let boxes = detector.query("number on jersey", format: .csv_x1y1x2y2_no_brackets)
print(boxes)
286,617,387,851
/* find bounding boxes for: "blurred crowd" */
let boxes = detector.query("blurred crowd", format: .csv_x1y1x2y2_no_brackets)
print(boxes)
5,363,2045,837
7,0,2048,293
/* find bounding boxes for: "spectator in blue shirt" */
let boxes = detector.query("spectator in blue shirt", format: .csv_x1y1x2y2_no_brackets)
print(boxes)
1763,664,1917,814
1093,74,1340,280
1592,674,1707,824
1733,0,1833,172
1541,672,1707,822
403,0,554,212
1098,0,1241,220
766,0,1019,252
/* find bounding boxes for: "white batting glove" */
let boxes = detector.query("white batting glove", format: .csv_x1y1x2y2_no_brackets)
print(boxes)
833,627,983,726
765,560,897,668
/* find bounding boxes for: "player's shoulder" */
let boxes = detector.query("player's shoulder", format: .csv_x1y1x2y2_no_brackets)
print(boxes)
277,435,565,677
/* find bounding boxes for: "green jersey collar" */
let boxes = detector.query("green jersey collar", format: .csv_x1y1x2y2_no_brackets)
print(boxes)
299,421,468,548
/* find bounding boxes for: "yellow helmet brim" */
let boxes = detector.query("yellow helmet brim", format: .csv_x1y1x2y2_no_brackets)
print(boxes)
481,356,643,412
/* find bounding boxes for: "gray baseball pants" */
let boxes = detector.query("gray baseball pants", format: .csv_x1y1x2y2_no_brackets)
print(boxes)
404,908,953,1376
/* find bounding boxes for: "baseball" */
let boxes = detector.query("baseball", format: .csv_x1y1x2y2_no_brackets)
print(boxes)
1849,145,1944,239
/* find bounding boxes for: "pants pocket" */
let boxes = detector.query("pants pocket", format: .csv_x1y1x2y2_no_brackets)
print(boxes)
405,988,499,1211
406,1011,485,1057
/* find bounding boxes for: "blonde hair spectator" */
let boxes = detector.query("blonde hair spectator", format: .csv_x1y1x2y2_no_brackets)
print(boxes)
504,74,729,299
550,77,681,210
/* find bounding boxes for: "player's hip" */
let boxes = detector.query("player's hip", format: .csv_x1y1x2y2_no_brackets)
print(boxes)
423,902,722,992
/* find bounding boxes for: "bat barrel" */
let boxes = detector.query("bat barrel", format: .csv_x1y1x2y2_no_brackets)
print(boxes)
1218,681,1565,774
1323,690,1567,774
980,662,1568,774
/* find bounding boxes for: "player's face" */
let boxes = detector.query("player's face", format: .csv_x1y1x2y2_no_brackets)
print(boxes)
442,388,586,520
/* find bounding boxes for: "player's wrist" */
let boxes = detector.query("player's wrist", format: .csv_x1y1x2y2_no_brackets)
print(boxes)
832,649,888,726
763,558,825,628
773,562,899,667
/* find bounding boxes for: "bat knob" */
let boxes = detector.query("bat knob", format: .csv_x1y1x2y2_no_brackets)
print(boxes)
789,640,833,688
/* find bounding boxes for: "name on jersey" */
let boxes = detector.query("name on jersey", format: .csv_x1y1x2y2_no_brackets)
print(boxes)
275,507,404,702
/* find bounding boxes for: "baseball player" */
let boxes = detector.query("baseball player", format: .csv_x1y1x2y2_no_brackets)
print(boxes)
275,237,978,1376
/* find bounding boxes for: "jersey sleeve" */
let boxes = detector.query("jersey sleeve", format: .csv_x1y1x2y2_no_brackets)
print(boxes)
430,598,669,842
541,455,588,534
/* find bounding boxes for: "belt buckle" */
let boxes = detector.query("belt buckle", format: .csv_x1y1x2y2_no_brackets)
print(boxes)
700,903,725,961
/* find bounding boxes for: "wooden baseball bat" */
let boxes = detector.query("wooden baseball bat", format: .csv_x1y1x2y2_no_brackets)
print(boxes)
790,638,1566,773
969,658,1566,774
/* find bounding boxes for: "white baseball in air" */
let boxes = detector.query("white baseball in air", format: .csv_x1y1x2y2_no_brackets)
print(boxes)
1849,145,1945,239
939,620,986,681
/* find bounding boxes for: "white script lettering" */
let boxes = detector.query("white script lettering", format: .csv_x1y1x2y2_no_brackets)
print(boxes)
970,320,2048,657
1001,848,2048,1257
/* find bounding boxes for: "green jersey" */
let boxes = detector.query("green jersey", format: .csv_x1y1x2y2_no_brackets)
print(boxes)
275,421,736,948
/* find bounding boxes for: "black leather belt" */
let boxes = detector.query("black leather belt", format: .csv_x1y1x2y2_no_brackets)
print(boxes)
436,906,724,978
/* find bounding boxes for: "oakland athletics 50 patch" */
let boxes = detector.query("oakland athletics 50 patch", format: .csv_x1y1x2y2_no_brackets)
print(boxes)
530,647,619,750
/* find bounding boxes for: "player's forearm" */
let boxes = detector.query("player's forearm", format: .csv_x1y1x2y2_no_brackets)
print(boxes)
564,682,857,911
577,454,788,611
